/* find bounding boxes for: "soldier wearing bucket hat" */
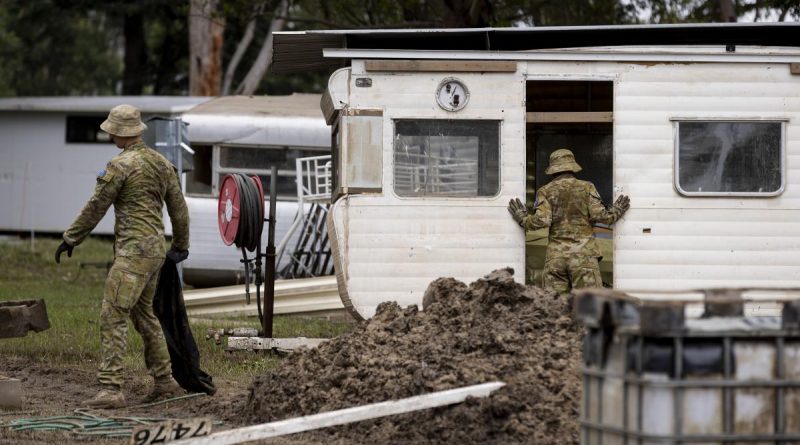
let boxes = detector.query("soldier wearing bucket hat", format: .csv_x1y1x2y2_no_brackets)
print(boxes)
55,104,190,408
508,148,630,294
99,104,148,137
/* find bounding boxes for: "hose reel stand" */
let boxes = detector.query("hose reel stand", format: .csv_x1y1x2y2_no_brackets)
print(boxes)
217,168,276,338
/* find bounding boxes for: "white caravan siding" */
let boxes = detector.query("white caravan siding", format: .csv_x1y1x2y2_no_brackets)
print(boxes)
0,112,116,234
331,58,800,318
523,60,800,290
329,64,526,319
615,62,799,290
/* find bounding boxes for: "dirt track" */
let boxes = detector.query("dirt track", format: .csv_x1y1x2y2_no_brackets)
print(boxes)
246,268,583,444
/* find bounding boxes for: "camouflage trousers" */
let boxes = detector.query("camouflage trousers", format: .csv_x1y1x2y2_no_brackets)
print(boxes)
543,253,602,295
98,256,170,388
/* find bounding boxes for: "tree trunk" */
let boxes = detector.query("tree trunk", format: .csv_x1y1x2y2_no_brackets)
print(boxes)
235,0,289,96
719,0,736,22
222,18,256,95
123,11,147,95
189,0,224,96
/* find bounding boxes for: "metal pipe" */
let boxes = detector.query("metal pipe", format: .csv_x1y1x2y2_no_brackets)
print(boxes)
579,420,800,443
263,166,278,338
673,337,683,445
636,336,643,445
723,336,732,445
776,336,785,444
621,335,629,445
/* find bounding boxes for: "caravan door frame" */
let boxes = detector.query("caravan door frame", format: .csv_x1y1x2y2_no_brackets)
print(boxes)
524,72,620,285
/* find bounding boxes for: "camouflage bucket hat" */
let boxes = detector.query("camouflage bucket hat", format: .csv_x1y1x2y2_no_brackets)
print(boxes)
545,148,582,175
100,104,147,137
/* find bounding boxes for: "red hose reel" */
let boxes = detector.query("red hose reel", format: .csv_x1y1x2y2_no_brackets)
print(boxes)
217,174,264,246
216,169,277,338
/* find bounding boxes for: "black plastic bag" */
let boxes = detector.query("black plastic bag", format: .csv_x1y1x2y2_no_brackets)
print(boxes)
153,258,216,395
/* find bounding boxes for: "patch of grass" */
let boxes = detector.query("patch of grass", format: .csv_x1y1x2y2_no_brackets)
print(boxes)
0,236,354,384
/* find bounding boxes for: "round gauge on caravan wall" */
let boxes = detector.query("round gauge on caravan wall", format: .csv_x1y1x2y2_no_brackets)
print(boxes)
436,78,469,111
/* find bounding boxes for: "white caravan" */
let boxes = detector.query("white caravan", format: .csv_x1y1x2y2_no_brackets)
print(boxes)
269,23,800,319
180,94,330,286
0,95,330,287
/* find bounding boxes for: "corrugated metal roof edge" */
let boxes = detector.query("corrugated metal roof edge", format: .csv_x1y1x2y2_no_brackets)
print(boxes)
0,96,210,113
271,23,800,73
182,94,324,118
276,22,800,35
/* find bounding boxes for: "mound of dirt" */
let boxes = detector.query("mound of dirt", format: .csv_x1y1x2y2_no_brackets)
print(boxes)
245,268,583,444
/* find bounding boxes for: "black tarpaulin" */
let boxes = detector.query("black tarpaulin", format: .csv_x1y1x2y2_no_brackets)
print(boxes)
153,258,216,395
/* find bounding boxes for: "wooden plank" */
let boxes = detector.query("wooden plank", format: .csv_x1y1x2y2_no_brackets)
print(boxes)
183,276,343,316
177,381,505,445
226,336,328,351
526,111,613,123
343,108,383,117
364,60,517,72
791,63,800,75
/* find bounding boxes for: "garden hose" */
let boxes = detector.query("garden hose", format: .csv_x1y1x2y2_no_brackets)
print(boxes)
231,173,265,325
0,393,215,438
231,174,264,252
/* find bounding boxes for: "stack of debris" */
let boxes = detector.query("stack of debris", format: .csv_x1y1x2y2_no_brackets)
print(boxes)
245,268,584,444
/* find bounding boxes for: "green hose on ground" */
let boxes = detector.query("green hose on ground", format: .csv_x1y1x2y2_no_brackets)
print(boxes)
0,393,218,439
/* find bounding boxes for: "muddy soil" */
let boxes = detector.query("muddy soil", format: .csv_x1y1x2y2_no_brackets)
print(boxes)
246,268,584,444
2,268,584,444
0,357,248,445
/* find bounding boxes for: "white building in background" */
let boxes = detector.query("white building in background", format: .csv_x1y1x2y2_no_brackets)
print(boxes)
0,96,206,235
0,94,331,287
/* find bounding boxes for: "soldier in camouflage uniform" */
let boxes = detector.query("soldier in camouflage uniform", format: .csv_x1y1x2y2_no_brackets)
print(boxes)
55,104,190,409
508,149,630,294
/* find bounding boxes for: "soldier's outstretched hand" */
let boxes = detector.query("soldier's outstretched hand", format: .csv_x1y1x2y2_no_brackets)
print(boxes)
507,198,528,227
55,240,74,264
613,195,630,214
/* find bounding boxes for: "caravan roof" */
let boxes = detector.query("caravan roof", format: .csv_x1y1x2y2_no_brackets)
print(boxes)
0,96,209,114
185,94,323,118
271,22,800,73
182,94,328,148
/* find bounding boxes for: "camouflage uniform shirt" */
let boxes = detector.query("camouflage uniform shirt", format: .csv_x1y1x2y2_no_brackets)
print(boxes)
522,174,623,259
63,141,189,257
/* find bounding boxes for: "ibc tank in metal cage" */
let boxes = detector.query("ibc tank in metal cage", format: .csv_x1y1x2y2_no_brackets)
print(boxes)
574,288,800,444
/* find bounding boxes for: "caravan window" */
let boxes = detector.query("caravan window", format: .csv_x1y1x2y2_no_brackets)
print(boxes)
215,145,326,199
393,120,500,197
66,116,111,143
675,121,784,196
185,145,213,196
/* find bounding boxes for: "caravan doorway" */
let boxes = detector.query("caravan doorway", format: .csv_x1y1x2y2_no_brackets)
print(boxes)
525,80,614,287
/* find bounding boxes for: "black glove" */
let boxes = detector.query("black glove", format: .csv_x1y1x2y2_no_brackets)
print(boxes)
166,248,189,264
507,198,528,228
613,195,631,214
55,241,74,264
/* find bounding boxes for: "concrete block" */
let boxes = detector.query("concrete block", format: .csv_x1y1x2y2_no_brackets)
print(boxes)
0,299,50,338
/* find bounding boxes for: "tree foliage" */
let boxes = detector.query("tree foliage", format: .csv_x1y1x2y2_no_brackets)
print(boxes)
0,1,120,96
0,0,795,98
632,0,799,23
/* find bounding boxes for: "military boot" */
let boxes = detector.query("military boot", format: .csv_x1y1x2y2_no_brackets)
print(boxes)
141,376,183,403
81,386,126,409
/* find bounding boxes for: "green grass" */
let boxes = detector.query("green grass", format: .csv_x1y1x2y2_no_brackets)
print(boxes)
0,236,353,383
